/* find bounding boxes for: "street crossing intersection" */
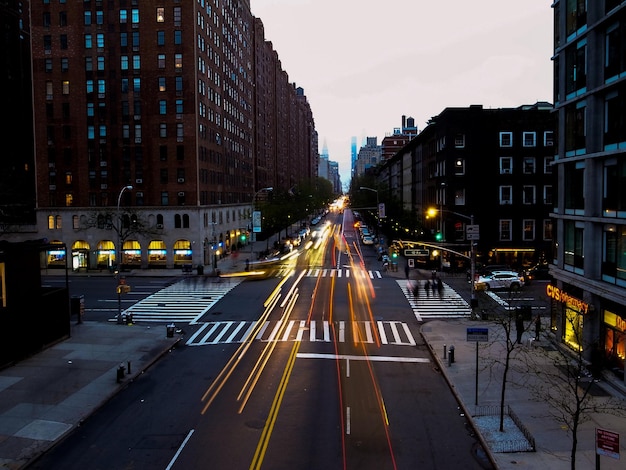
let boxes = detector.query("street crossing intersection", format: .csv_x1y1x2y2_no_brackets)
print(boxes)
398,280,472,321
186,320,416,346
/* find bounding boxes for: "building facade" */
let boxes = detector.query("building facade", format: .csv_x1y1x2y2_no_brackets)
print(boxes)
551,0,626,380
379,104,555,272
23,0,317,270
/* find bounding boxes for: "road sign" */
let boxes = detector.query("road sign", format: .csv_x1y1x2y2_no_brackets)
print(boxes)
466,224,480,240
466,327,489,342
404,249,429,257
252,210,262,233
596,428,620,460
378,202,386,218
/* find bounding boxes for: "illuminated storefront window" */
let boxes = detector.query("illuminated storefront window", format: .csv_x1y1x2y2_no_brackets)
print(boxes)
96,240,116,268
46,241,67,268
604,310,625,373
173,239,192,265
546,284,589,351
148,240,167,267
0,263,5,308
122,240,142,266
71,240,90,270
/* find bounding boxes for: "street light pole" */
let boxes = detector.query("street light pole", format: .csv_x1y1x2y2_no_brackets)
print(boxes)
251,187,273,256
116,184,132,324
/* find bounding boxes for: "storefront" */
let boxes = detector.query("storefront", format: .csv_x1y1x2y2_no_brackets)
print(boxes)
71,240,90,270
148,240,167,268
96,240,115,269
121,240,142,268
603,306,625,378
546,284,590,352
173,239,192,266
46,241,67,268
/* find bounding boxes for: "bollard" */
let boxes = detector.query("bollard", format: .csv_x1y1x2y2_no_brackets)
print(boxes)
443,344,447,360
127,361,131,374
116,363,125,383
449,345,455,365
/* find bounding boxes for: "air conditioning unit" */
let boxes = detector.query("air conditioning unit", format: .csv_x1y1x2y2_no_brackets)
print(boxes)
177,191,185,197
156,223,164,229
502,169,511,174
177,178,185,183
546,140,554,146
135,178,143,184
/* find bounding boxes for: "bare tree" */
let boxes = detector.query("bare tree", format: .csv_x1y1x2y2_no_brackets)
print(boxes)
516,309,626,470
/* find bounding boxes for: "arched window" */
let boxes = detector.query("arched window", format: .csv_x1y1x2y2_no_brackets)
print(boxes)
174,214,182,228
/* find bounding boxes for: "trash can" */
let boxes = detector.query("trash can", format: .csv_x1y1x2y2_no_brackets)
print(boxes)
197,265,204,275
166,323,176,338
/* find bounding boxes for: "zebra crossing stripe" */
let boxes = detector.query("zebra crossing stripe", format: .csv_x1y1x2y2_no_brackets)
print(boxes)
186,320,416,346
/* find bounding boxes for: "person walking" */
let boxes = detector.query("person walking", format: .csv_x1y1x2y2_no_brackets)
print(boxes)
534,315,541,340
515,313,525,344
424,280,430,296
405,264,410,279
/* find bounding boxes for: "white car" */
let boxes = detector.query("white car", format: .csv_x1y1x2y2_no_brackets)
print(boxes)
362,235,374,245
475,270,525,291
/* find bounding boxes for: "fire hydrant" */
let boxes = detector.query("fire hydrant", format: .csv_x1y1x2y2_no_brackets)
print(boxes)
448,345,455,365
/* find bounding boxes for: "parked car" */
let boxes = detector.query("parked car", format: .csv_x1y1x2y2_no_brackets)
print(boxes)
362,235,374,245
474,270,525,291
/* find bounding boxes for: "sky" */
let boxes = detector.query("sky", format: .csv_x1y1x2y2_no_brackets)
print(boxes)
250,0,554,189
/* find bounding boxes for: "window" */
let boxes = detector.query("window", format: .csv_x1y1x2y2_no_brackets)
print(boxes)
565,39,587,97
564,220,584,270
84,34,93,49
59,11,67,27
500,157,513,174
604,86,626,149
120,32,128,48
158,54,166,69
157,8,165,22
60,34,68,49
157,31,165,46
603,159,626,217
160,123,167,137
543,219,553,240
454,134,465,148
62,81,70,95
174,30,182,45
61,57,68,72
175,54,183,69
522,186,536,205
134,124,142,143
499,220,512,241
160,146,168,161
605,21,625,81
158,77,166,91
454,188,465,206
120,10,128,24
121,56,129,70
499,186,512,205
565,101,586,154
65,193,73,207
454,158,465,175
544,185,553,205
544,156,554,174
133,55,140,70
499,132,512,147
45,58,53,72
565,162,585,211
173,7,182,26
175,76,183,92
131,9,140,24
544,131,554,147
160,169,168,184
96,34,104,49
523,157,536,174
522,220,535,241
44,12,51,28
602,225,626,282
175,99,183,115
133,78,140,92
159,100,167,114
523,132,536,147
161,191,169,206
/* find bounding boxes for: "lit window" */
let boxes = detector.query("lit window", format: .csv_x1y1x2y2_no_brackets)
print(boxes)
157,8,165,22
175,54,183,69
62,81,70,94
65,194,73,207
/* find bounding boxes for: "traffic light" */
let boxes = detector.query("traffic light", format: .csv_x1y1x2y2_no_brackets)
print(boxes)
240,233,247,243
435,232,443,242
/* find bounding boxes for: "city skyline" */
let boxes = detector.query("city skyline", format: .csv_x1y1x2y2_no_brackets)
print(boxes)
251,0,554,186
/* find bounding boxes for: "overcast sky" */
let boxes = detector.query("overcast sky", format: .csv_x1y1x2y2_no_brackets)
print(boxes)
251,0,554,189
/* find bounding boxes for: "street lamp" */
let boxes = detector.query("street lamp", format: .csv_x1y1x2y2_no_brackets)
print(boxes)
251,187,273,255
359,186,380,239
116,184,132,324
429,207,477,309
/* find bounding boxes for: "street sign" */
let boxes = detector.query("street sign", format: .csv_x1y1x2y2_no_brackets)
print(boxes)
404,249,429,257
596,428,620,460
467,327,489,342
252,210,262,233
466,224,480,240
378,202,386,219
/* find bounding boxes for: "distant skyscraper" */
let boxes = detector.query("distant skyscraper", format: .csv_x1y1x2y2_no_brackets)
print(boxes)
351,136,357,179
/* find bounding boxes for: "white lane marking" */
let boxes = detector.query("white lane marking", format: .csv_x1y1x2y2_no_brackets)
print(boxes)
166,429,194,470
297,353,430,363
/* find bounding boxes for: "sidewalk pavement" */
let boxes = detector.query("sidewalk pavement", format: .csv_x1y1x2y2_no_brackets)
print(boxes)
2,243,625,469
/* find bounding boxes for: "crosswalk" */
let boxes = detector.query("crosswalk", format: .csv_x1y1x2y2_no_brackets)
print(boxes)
265,267,382,279
116,278,241,323
186,320,416,346
398,280,472,321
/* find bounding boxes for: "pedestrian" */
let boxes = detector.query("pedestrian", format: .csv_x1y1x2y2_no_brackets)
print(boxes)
424,280,430,295
534,315,541,340
413,281,420,297
436,277,443,296
515,313,524,344
405,264,410,279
